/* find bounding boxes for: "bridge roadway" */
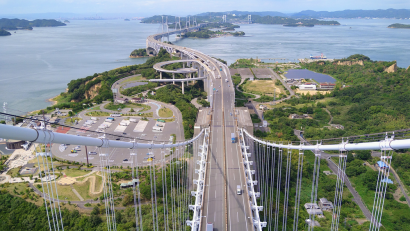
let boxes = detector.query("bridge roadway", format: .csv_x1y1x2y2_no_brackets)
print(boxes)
147,29,252,230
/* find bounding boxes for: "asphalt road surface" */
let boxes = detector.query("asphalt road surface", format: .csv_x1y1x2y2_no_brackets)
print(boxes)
201,57,251,231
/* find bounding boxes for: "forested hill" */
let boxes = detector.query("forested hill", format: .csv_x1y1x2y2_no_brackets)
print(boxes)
292,9,410,19
301,54,410,139
0,18,66,30
250,16,339,25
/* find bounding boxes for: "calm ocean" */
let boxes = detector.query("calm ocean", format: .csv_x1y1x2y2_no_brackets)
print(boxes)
1,18,409,113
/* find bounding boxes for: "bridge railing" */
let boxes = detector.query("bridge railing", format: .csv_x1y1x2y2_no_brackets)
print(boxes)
239,128,266,231
187,127,210,230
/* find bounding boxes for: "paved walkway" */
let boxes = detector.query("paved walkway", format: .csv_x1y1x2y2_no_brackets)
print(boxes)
70,185,84,201
191,98,201,109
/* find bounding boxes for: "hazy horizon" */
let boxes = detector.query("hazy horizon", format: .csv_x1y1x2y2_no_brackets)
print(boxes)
0,0,409,18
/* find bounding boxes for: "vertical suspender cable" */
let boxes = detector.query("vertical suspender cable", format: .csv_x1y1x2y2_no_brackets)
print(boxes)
40,148,57,230
375,150,393,231
309,150,321,231
335,152,347,231
44,141,60,231
99,149,110,230
331,151,343,231
131,151,139,230
149,150,156,231
152,149,159,231
48,142,64,230
369,149,384,231
161,148,167,231
268,147,276,231
35,144,52,231
282,146,291,231
263,146,270,223
293,148,304,231
137,157,143,231
274,147,283,231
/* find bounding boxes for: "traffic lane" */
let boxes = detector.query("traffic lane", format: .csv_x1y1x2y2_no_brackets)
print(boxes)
204,128,225,229
225,126,249,231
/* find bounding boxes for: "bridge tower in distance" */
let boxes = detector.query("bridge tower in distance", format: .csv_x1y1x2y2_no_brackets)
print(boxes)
248,14,252,24
222,15,227,23
193,17,197,27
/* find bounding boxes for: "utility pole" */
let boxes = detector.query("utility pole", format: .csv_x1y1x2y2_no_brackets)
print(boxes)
85,146,89,166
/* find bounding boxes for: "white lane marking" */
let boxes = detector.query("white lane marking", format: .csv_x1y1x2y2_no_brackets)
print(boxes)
237,211,239,222
234,174,235,181
215,190,216,198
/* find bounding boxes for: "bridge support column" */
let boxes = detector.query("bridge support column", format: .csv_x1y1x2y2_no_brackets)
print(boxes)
173,73,175,84
160,72,162,79
182,81,185,94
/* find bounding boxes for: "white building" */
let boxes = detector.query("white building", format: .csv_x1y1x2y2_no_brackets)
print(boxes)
304,203,323,215
298,83,317,90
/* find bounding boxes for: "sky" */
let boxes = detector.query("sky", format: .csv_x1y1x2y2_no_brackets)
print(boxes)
0,0,409,17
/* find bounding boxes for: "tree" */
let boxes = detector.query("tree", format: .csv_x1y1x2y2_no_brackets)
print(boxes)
346,152,354,163
356,150,371,160
91,206,100,215
89,214,102,227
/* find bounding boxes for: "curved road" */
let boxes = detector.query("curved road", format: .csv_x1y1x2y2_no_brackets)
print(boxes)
147,29,253,230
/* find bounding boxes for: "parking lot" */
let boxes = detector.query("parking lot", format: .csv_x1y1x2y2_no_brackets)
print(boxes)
51,114,182,167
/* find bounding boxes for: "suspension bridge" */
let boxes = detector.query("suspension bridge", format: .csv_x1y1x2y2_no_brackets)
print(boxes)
0,18,408,231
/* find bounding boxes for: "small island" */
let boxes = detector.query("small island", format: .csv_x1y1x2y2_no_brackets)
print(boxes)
64,20,70,23
0,18,66,31
388,23,410,29
124,19,130,21
129,48,148,58
0,29,11,36
284,23,314,27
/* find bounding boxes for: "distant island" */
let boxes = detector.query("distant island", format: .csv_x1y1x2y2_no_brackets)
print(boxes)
0,29,11,36
292,9,410,19
129,48,148,58
284,23,314,27
64,20,70,23
388,23,410,29
252,16,340,25
0,18,66,31
124,19,130,21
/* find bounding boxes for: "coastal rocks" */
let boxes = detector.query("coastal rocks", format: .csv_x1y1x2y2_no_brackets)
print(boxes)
336,60,364,66
384,63,397,73
85,82,102,100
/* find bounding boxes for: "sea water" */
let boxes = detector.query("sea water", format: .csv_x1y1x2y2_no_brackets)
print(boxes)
1,19,409,113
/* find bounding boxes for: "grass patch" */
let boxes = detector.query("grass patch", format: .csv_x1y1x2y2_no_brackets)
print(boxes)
164,118,175,122
85,111,110,117
52,94,71,104
72,176,103,200
134,103,151,112
158,107,173,117
89,106,100,110
7,167,21,177
65,117,82,126
121,75,146,84
139,112,153,117
104,103,126,111
63,169,91,178
243,80,283,96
